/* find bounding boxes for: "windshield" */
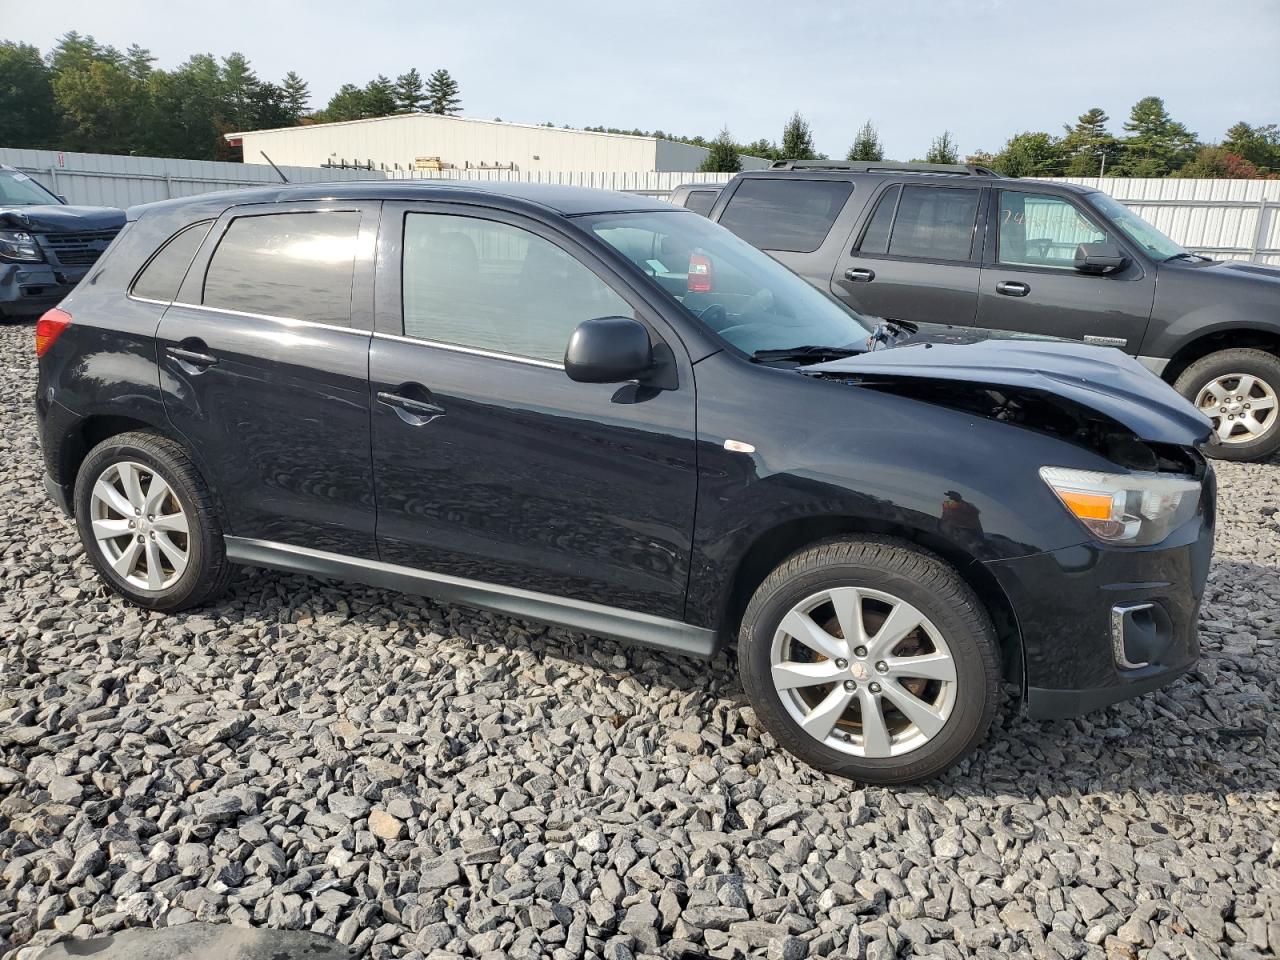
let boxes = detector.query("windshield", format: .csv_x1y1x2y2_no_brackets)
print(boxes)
0,169,61,206
580,210,873,356
1088,193,1188,260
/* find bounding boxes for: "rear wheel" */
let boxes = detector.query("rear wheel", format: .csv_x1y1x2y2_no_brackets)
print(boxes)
1175,348,1280,462
74,431,233,611
738,537,1000,784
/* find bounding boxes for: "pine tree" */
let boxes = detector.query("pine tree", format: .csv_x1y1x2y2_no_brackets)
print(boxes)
1116,96,1198,176
394,68,426,113
700,128,741,173
426,69,461,115
1061,107,1117,176
282,71,310,120
924,131,959,164
362,75,397,117
846,120,884,161
780,111,817,160
320,83,369,123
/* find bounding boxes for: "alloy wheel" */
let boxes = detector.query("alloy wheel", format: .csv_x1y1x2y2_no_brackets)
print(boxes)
1196,373,1277,444
89,460,190,591
769,586,958,758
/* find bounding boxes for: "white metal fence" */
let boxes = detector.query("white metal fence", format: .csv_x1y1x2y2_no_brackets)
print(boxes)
2,147,1277,265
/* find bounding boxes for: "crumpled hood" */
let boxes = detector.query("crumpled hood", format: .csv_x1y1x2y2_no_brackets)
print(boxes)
0,204,126,233
805,337,1213,447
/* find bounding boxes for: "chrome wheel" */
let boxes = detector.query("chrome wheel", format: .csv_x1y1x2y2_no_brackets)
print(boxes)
89,460,190,591
1196,373,1277,444
770,587,957,758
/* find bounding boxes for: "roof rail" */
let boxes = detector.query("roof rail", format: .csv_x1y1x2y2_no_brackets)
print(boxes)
766,160,1002,177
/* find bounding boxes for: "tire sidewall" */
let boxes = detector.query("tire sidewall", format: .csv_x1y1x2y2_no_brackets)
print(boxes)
1176,350,1280,461
740,554,995,784
73,436,212,610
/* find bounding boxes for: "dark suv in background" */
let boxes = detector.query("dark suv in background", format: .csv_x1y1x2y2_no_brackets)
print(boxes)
689,161,1280,461
0,164,125,320
36,180,1215,783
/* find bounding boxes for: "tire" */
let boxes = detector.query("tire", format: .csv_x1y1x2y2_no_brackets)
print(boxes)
73,431,234,612
1174,348,1280,462
738,537,1000,784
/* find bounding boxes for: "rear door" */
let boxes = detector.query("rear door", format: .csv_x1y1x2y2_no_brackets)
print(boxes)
157,201,380,556
975,188,1155,350
368,201,698,618
830,182,987,326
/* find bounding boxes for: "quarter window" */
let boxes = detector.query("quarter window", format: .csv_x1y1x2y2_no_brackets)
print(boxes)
998,191,1109,268
132,221,212,302
718,179,854,253
202,211,360,325
682,190,718,217
857,186,900,254
884,186,980,261
401,213,632,363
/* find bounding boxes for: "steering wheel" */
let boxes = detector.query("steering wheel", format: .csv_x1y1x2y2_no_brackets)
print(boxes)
698,303,729,332
1027,238,1055,260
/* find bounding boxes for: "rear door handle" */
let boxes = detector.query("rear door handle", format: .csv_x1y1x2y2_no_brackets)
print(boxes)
844,268,876,283
166,346,219,367
377,391,445,419
995,280,1030,297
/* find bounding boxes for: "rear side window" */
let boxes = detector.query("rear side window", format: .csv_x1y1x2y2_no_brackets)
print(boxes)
884,186,980,261
202,211,360,326
683,190,718,217
131,221,212,302
718,178,854,253
857,186,900,255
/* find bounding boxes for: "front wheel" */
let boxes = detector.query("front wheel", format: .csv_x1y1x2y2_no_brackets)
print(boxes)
738,538,1000,784
1175,348,1280,462
73,431,234,612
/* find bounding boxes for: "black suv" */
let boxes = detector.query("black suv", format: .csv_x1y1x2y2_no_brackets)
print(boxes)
0,164,125,320
36,181,1216,783
697,161,1280,462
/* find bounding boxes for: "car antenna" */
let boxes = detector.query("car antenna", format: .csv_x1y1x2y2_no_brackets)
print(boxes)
260,151,290,184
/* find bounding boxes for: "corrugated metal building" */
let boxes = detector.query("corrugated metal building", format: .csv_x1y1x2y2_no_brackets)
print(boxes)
226,114,771,174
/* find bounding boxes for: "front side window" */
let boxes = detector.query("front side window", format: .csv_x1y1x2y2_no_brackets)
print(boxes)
585,210,873,358
885,186,980,261
132,221,212,301
717,178,854,253
401,213,632,363
202,211,360,326
998,191,1108,268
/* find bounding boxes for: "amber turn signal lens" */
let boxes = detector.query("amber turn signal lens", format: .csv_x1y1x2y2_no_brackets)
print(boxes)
1057,489,1116,521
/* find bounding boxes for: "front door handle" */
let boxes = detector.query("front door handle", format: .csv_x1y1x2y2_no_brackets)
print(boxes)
166,346,219,368
377,390,445,421
996,280,1030,297
844,267,876,283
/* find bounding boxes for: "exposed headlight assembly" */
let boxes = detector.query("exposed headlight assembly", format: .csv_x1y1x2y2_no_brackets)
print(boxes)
0,230,44,262
1040,466,1200,546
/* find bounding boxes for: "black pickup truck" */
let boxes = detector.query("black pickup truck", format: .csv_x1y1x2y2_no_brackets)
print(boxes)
0,164,125,321
684,161,1280,461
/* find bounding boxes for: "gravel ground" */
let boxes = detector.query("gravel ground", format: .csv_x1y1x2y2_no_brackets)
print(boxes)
1,319,1278,960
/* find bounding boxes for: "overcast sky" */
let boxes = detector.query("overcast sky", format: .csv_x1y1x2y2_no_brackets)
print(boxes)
6,0,1279,159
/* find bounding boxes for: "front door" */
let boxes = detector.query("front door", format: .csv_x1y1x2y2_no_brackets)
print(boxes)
369,202,698,618
157,201,379,556
976,188,1155,351
830,183,986,326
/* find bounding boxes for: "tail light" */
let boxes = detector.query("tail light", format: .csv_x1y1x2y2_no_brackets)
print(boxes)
688,252,714,293
35,307,72,358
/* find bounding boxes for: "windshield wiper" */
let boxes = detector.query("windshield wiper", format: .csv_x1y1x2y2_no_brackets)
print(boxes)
868,318,917,346
751,344,862,364
1164,252,1208,263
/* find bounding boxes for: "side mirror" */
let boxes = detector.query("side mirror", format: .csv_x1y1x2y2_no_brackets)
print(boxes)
565,316,654,384
1075,242,1127,275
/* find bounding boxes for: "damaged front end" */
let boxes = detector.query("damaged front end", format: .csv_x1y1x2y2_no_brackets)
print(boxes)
1,202,126,318
803,339,1214,470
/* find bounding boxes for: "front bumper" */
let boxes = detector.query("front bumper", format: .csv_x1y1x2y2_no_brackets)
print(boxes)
984,472,1215,719
0,261,83,316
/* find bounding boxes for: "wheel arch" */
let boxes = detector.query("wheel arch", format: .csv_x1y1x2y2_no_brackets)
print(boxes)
1161,325,1280,385
719,515,1024,693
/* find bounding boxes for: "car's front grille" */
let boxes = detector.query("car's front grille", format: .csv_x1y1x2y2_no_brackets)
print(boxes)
40,230,121,268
